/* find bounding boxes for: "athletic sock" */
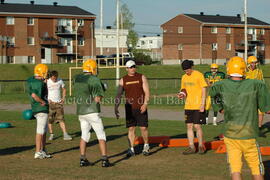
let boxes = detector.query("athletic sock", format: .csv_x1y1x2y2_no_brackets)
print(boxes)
101,155,108,160
80,155,86,160
130,147,135,152
144,143,149,148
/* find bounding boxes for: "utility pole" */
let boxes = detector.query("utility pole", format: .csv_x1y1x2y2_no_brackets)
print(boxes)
100,0,103,55
116,0,120,86
244,0,248,62
75,19,78,67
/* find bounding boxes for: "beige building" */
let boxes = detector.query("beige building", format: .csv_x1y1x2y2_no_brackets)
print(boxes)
95,27,129,56
161,13,270,65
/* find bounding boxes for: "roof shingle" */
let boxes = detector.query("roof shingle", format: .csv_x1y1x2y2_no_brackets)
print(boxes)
0,3,95,17
185,14,270,26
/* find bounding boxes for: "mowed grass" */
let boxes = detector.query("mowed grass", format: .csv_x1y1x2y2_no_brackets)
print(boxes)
0,111,270,180
1,64,270,105
1,63,270,81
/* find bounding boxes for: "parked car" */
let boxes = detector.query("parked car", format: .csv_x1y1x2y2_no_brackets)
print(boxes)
96,55,107,65
106,54,134,65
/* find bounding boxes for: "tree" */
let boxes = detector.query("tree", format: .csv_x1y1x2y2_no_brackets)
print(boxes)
115,3,138,52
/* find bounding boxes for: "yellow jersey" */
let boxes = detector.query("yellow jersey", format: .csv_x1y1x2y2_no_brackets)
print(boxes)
245,68,263,80
181,70,208,110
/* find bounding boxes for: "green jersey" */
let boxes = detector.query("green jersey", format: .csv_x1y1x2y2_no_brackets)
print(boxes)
26,76,48,115
204,71,226,84
209,79,270,139
73,74,104,115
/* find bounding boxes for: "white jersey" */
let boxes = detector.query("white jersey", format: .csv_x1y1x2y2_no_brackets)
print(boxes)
47,78,65,103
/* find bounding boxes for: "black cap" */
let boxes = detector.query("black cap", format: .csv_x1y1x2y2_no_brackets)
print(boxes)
181,60,194,70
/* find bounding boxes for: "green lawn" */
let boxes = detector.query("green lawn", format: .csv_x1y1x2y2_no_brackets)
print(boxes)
1,64,270,105
0,110,269,180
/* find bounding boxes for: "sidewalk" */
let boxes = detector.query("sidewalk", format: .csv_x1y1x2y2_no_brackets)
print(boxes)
0,103,222,122
1,103,269,123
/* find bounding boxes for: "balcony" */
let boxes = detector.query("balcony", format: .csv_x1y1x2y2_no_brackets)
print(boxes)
55,26,84,37
40,37,59,46
56,46,78,56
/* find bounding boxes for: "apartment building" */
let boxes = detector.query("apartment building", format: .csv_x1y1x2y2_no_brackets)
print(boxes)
161,13,270,65
136,35,163,61
95,27,129,56
0,1,95,64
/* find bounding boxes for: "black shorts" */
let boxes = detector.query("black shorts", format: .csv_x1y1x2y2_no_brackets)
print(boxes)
185,110,206,124
125,104,148,128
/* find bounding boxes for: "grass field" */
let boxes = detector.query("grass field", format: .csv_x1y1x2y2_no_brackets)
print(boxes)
1,64,270,105
0,110,270,180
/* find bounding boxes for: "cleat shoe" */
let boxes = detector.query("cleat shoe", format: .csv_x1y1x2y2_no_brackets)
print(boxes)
198,146,206,155
142,144,150,156
126,148,135,158
41,150,52,158
48,134,54,141
63,134,72,141
34,152,45,159
101,159,113,167
182,147,196,155
80,159,93,167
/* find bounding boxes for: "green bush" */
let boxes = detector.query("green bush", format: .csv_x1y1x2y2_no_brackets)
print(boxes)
134,52,152,65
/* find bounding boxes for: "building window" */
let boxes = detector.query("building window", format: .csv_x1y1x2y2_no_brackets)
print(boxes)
226,27,231,34
226,43,231,50
178,27,183,34
59,38,66,46
141,41,145,45
27,17,34,25
77,19,84,26
248,28,256,35
7,56,14,64
211,27,218,34
27,37,35,45
261,44,265,51
41,48,45,59
260,29,265,35
28,56,35,64
178,44,183,50
78,37,84,46
6,17,14,25
212,43,218,50
7,37,15,46
149,40,153,44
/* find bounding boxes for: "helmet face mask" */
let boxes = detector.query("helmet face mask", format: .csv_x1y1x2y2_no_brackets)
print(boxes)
247,56,258,65
211,68,218,74
210,64,218,74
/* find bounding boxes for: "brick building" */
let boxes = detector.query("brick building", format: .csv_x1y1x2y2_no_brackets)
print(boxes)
0,2,96,64
161,13,270,65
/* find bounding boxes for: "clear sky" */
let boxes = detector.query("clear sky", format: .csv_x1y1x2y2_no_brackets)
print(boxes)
8,0,270,36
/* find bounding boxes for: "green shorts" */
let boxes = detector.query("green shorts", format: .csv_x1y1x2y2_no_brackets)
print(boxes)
48,103,64,124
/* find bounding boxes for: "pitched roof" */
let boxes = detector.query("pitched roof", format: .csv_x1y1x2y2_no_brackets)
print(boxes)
0,3,95,17
184,14,270,26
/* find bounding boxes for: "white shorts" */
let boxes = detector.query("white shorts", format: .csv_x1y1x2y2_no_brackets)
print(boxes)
79,113,106,142
34,113,48,135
